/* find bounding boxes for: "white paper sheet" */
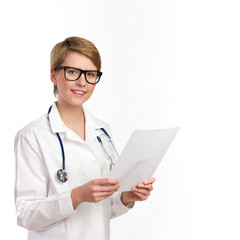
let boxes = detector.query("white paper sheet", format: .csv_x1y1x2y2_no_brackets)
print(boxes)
109,127,180,192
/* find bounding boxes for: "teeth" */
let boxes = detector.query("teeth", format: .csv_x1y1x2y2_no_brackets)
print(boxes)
73,90,85,94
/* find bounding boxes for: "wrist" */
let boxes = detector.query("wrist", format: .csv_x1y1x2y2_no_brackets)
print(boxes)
121,192,133,207
71,187,83,210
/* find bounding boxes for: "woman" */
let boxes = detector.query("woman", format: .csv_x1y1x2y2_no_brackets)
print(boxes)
14,36,155,240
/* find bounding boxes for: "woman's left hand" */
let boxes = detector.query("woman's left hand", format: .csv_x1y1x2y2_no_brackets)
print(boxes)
121,177,155,206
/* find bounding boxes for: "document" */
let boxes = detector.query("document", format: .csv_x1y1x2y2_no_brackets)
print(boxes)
109,127,180,192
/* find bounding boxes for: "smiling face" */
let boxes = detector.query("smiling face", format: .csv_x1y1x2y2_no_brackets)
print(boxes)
51,51,97,109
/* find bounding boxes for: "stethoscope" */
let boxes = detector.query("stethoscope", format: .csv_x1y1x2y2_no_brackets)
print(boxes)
96,128,119,170
48,106,119,183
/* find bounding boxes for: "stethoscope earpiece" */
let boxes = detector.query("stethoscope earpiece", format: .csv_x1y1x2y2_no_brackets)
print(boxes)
57,169,68,182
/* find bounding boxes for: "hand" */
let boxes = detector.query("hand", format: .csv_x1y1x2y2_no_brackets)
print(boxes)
121,177,155,206
71,178,120,209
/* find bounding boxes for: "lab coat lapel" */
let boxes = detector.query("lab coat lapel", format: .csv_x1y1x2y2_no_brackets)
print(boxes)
84,107,104,144
85,124,98,143
65,130,85,143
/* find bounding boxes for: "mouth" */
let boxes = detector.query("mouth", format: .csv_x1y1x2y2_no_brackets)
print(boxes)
71,90,86,96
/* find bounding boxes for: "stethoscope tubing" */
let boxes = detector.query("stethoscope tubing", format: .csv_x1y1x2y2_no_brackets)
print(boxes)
48,106,119,182
99,128,120,158
48,106,66,171
48,106,67,182
56,132,65,170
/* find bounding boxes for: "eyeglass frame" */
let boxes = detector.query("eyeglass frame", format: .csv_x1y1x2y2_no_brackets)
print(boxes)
55,66,103,84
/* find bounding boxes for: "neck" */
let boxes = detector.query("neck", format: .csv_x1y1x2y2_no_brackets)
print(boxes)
56,101,85,129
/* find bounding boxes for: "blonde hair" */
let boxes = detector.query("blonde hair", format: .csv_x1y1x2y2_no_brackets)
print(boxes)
50,36,101,96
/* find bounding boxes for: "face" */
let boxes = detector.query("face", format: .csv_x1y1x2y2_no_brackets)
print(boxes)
51,51,97,109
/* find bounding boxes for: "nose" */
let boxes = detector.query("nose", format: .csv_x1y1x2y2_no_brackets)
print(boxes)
76,72,87,87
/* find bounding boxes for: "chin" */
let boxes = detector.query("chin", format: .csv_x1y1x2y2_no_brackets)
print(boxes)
58,93,91,108
70,97,89,107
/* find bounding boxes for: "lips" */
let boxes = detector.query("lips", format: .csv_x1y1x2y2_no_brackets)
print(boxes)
72,90,85,94
71,90,86,96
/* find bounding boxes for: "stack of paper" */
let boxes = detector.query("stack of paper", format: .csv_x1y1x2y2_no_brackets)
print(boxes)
109,127,180,192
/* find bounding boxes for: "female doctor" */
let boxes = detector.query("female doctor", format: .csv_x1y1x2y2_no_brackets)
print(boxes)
14,36,155,240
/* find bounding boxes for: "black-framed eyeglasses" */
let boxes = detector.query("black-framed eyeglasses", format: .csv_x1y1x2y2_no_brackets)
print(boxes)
55,66,102,84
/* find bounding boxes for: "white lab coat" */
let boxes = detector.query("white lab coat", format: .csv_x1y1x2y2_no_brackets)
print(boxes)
14,103,132,240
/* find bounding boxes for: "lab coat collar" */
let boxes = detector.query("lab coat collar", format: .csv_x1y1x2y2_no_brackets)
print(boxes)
48,103,67,133
84,107,106,143
48,102,105,143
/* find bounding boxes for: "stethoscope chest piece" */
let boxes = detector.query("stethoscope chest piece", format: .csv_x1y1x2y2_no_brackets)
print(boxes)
57,169,68,182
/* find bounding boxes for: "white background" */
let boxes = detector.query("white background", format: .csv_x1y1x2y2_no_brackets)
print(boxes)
1,0,240,239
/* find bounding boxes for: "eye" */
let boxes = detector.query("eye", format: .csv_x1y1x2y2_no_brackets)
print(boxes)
68,69,78,75
87,72,97,78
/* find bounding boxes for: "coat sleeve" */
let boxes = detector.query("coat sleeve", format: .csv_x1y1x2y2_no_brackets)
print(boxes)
14,130,75,231
110,192,134,219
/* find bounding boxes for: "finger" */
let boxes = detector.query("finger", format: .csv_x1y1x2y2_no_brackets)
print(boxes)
143,177,156,185
92,183,120,193
132,191,148,201
94,190,117,199
93,177,119,186
95,191,117,202
94,195,111,203
137,183,153,190
99,183,120,192
132,187,151,196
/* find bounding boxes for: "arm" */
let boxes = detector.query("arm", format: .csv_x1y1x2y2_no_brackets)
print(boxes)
14,131,75,231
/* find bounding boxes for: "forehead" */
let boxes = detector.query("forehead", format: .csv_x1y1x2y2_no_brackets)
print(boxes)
62,51,97,70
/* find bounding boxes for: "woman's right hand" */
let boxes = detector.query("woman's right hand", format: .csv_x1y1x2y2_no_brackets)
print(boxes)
71,178,120,209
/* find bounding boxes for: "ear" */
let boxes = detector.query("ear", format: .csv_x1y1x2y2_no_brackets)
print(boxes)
50,70,57,85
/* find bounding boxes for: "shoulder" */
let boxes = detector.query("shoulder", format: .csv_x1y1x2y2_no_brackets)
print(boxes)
15,114,49,140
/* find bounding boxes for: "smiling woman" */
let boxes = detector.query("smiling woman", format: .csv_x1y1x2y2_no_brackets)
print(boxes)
14,36,155,240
